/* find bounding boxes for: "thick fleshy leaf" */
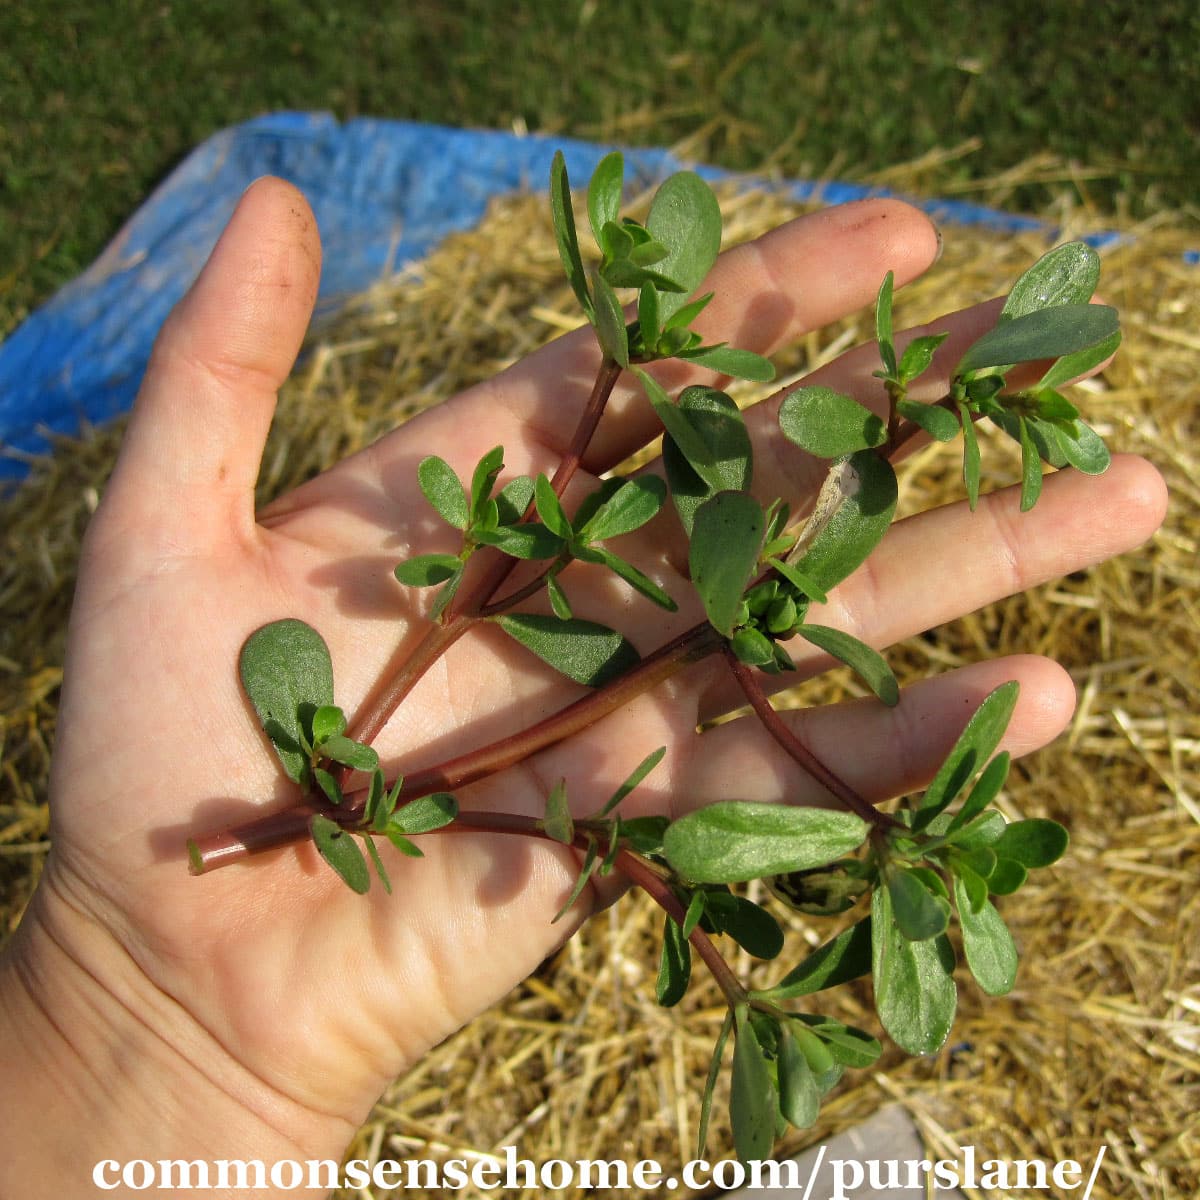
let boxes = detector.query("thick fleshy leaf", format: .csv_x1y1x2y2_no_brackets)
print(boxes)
310,815,370,895
495,613,640,687
913,681,1019,829
777,1026,820,1130
895,398,960,442
689,491,765,636
546,573,572,620
551,840,599,924
987,857,1028,894
953,875,1018,995
875,270,897,377
591,270,630,367
959,403,981,510
311,704,346,746
709,896,785,960
663,800,868,884
663,290,714,332
240,619,335,787
767,557,829,605
796,624,899,706
587,151,624,249
473,523,564,560
417,455,469,529
805,1019,882,1069
582,545,677,611
778,386,886,458
788,451,898,592
388,791,458,835
1018,416,1043,511
428,565,465,622
678,343,776,382
945,751,1010,834
598,746,666,817
759,917,872,1001
394,554,463,587
320,735,379,774
363,834,392,895
957,304,1119,375
886,867,951,941
897,332,949,384
314,767,342,806
495,476,535,524
469,445,505,525
730,1009,777,1164
730,625,775,667
656,915,692,1007
549,151,593,319
697,1011,734,1157
646,170,722,321
579,475,667,542
1037,330,1121,391
541,779,574,844
1000,241,1101,321
638,281,660,351
1056,419,1112,475
992,817,1070,868
533,474,572,538
872,886,958,1054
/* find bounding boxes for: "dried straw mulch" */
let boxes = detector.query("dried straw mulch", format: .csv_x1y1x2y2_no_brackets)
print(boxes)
1,168,1197,1199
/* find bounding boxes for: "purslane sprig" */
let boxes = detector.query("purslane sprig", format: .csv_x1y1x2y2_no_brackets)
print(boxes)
190,152,1118,1162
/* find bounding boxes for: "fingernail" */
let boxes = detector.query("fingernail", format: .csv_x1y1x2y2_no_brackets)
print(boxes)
932,220,944,264
241,174,270,197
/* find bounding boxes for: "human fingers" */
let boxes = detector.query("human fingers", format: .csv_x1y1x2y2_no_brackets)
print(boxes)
692,453,1167,720
95,177,321,560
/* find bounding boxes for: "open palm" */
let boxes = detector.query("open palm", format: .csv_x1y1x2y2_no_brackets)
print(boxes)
27,178,1165,1171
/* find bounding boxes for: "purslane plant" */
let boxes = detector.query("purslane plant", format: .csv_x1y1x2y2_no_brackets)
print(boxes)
187,151,1120,1161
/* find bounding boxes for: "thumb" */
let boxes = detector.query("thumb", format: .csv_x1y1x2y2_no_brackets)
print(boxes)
100,176,321,553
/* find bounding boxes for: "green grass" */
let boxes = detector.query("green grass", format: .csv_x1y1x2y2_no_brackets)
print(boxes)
3,0,1197,337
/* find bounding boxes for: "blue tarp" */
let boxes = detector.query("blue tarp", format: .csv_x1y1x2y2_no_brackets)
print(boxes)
0,112,1123,479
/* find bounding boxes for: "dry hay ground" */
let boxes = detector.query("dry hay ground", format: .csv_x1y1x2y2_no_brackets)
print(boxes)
1,171,1197,1199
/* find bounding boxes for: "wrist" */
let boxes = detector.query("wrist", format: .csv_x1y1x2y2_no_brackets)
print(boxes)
0,866,356,1199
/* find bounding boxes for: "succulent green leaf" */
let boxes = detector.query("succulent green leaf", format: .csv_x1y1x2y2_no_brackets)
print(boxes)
646,170,722,321
656,915,692,1007
597,746,666,817
992,817,1069,869
886,867,951,941
945,751,1010,834
637,368,718,475
777,1026,820,1130
913,682,1019,830
428,564,465,623
320,734,379,774
796,624,899,706
394,554,463,587
310,815,370,895
959,403,982,510
895,398,960,442
546,573,572,620
592,270,630,367
987,857,1028,895
953,875,1018,995
538,778,573,845
697,1011,734,1157
1056,419,1112,475
638,282,660,352
1037,330,1121,391
578,475,667,542
363,834,392,896
469,445,505,526
314,767,343,806
681,889,707,939
495,475,535,524
663,290,714,332
689,491,765,636
730,1008,777,1164
805,1019,882,1069
587,151,624,248
1000,241,1101,321
496,613,640,687
582,545,677,611
897,332,949,384
875,271,897,377
949,858,989,913
417,455,469,530
949,810,1008,851
621,815,670,855
388,791,458,836
311,704,346,746
663,800,868,884
384,829,424,858
871,885,957,1054
766,557,829,605
708,896,785,960
730,625,775,667
778,386,886,458
678,343,776,382
549,151,593,319
1018,416,1043,512
1025,415,1069,469
533,475,572,539
473,523,564,560
760,917,872,1001
789,451,898,592
551,840,599,924
957,304,1119,375
240,619,336,787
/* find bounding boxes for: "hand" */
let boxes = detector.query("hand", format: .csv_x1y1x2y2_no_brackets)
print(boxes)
0,178,1166,1196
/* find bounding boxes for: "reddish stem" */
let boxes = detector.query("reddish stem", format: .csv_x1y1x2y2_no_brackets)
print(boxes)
724,648,901,833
